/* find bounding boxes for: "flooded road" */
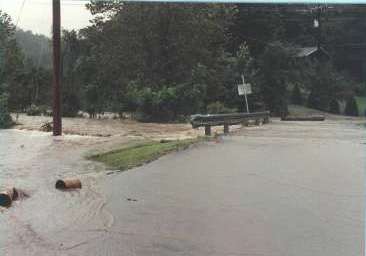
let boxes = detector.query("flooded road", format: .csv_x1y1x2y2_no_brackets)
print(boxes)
0,119,365,255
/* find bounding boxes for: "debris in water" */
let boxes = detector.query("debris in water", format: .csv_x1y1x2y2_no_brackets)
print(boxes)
55,179,82,190
0,188,28,208
160,139,173,143
0,189,14,207
40,122,53,132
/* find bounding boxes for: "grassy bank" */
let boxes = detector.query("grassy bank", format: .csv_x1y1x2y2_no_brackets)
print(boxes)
88,138,204,172
355,96,366,116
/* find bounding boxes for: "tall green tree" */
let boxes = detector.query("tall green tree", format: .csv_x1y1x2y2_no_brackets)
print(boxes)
77,2,238,120
61,30,82,117
0,11,16,127
256,41,298,116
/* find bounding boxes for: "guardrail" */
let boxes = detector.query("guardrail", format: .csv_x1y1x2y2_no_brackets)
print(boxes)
190,111,270,136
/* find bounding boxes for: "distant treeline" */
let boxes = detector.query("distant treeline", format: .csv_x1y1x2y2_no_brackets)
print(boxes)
15,29,52,69
1,3,366,124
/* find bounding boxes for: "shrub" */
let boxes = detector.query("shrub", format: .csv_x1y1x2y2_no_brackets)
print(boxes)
345,97,358,116
307,91,324,111
62,92,80,117
40,121,53,132
136,87,178,122
328,99,340,114
84,83,103,118
291,85,303,105
0,93,13,128
26,104,42,116
175,82,206,116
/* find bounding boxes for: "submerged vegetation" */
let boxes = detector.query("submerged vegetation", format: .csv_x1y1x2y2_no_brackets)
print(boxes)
89,138,203,172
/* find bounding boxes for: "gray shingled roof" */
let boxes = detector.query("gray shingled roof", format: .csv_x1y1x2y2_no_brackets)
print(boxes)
296,47,319,57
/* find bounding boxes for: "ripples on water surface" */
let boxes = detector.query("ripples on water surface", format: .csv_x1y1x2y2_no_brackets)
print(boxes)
0,120,365,256
0,130,51,185
0,129,112,256
0,129,104,186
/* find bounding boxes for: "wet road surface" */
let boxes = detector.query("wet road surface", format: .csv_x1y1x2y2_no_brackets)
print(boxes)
0,119,365,255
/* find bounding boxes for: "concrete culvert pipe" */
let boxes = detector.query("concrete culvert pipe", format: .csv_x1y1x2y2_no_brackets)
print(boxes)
0,188,16,208
55,179,82,190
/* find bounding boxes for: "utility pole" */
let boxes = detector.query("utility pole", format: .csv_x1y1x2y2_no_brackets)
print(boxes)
314,5,323,49
52,0,62,136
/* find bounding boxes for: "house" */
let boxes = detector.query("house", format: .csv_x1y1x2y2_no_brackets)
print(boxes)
295,46,330,61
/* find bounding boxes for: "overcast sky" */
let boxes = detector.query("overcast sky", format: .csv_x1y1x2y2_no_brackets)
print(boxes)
0,0,93,36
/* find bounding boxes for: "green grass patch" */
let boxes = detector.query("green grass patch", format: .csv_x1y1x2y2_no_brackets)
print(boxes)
355,96,366,116
288,104,326,116
88,138,204,172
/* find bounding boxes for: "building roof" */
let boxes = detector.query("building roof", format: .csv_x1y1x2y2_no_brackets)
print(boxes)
296,47,318,57
296,46,330,59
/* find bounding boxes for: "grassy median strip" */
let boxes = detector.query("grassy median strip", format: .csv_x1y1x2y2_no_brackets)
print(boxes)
88,138,203,172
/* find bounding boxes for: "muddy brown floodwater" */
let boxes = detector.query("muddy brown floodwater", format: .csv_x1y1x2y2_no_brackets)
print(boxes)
0,118,365,256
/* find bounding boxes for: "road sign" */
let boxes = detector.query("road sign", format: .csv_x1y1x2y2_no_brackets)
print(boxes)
238,83,252,95
238,74,251,113
238,84,245,96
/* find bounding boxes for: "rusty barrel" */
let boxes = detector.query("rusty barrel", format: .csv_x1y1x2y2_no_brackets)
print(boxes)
0,188,16,207
55,179,82,190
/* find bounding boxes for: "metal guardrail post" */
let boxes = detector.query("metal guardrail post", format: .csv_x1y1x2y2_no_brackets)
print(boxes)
224,124,229,134
205,125,211,136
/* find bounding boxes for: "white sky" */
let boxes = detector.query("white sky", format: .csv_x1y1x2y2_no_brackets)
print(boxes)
0,0,93,36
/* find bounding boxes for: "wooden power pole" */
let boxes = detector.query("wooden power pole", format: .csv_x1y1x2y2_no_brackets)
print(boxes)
52,0,62,136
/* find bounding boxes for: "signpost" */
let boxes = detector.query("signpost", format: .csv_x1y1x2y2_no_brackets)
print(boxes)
237,74,252,113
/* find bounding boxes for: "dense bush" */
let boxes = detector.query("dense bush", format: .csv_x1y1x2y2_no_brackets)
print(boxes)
328,99,340,114
305,62,353,113
134,87,178,122
26,104,51,116
307,91,325,111
345,97,359,116
122,81,206,122
354,82,366,96
83,83,103,118
291,85,303,105
0,93,13,128
62,92,81,117
175,82,206,116
26,104,42,116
